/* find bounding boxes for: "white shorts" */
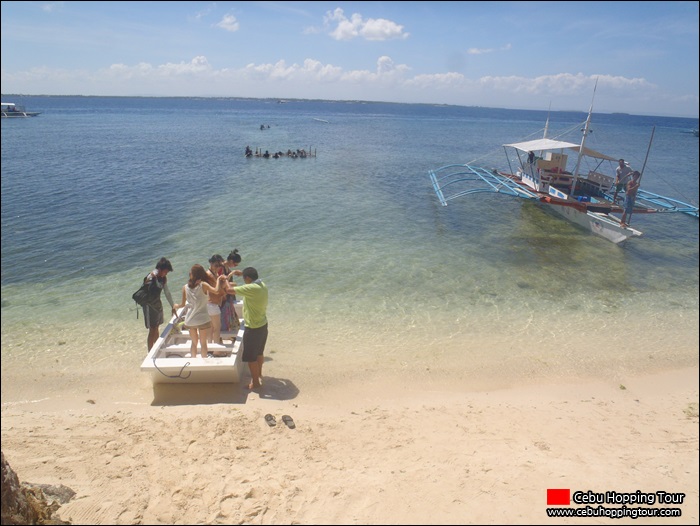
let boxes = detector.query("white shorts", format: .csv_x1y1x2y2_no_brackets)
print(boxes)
207,303,221,316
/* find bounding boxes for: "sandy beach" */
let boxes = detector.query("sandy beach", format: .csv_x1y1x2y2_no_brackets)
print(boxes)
1,364,697,525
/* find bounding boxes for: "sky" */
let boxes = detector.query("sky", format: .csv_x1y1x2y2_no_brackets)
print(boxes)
1,1,698,117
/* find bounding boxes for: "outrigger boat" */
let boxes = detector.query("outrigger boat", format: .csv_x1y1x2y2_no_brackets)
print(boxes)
140,302,245,384
429,88,698,244
1,102,41,118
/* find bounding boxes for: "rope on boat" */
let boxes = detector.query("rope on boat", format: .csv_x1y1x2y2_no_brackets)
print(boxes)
152,357,192,380
151,312,193,379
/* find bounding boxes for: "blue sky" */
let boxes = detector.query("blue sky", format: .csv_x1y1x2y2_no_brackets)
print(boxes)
1,1,698,117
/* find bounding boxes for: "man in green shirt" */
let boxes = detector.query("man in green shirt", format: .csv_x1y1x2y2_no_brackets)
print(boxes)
230,267,268,389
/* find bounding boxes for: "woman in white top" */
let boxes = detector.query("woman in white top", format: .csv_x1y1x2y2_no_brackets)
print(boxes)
174,264,227,358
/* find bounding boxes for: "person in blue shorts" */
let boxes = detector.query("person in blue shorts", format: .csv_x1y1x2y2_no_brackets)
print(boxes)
620,171,641,228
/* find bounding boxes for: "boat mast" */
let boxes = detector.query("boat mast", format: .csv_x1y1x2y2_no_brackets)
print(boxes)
570,79,598,196
638,125,655,183
626,126,656,226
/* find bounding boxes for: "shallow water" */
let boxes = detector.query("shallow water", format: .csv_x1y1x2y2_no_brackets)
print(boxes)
1,96,698,399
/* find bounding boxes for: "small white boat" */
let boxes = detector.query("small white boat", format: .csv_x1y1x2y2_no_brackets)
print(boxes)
1,102,41,118
140,302,245,384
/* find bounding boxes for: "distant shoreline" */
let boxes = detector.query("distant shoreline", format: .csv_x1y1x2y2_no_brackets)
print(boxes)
2,93,697,120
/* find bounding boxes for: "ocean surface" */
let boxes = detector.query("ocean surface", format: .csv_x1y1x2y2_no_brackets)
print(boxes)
1,95,698,397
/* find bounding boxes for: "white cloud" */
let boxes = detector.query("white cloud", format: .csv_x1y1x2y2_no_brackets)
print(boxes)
467,43,512,55
104,57,212,80
216,14,240,32
406,72,467,90
242,58,344,83
193,4,216,21
41,2,64,13
3,55,680,115
467,47,494,55
339,56,410,84
477,73,655,96
157,56,211,75
324,8,408,41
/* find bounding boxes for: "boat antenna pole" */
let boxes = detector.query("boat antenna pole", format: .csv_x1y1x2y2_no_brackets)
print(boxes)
638,125,655,184
627,125,655,226
570,78,598,196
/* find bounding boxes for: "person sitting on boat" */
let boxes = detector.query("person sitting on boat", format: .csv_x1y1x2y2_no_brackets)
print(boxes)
245,146,252,157
613,159,633,203
620,171,641,228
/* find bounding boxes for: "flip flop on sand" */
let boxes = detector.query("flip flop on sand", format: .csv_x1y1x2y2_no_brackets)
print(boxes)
282,415,296,429
264,414,276,427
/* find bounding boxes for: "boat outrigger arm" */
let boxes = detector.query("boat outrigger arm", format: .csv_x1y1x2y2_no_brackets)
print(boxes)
429,164,539,206
602,188,699,218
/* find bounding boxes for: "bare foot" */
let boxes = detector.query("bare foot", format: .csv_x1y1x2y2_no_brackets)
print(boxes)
247,382,261,390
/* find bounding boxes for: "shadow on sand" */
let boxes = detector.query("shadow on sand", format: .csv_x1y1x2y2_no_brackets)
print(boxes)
150,376,299,406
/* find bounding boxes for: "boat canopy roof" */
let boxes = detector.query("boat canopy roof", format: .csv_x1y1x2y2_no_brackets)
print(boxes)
505,138,579,152
505,138,617,161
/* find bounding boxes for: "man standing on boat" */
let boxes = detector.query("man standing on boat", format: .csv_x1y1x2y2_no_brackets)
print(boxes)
612,158,633,203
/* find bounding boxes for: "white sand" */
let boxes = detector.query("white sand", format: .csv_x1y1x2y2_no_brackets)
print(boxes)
1,365,697,525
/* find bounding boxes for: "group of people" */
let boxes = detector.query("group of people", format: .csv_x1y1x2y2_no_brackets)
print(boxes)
139,249,269,389
245,146,315,158
613,158,641,228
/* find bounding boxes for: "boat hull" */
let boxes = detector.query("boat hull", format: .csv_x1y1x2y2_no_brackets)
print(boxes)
517,169,641,243
544,201,641,244
140,303,245,384
141,355,244,384
1,112,41,118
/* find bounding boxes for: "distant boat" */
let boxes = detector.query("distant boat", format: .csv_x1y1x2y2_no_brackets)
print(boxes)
277,100,289,104
313,118,330,123
1,102,41,118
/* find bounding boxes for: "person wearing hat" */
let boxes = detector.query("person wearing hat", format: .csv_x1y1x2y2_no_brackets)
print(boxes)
612,158,633,203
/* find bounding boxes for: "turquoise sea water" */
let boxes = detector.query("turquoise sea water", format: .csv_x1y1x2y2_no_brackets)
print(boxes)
1,96,698,396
